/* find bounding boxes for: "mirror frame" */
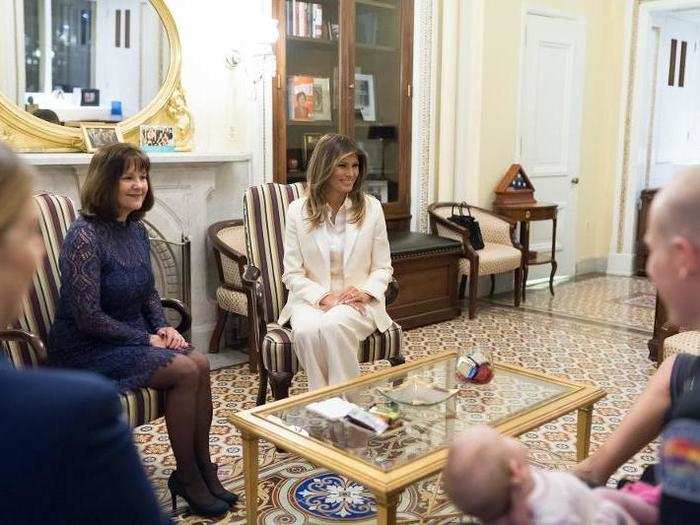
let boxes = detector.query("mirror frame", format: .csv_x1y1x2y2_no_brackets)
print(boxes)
0,0,193,153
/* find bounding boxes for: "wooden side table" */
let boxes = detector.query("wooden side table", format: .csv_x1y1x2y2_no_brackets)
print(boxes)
493,202,558,300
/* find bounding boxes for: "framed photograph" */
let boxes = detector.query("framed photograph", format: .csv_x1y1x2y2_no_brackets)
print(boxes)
80,124,123,153
354,73,376,121
139,125,175,152
80,88,100,106
364,179,388,203
303,132,323,168
312,77,331,121
288,75,314,121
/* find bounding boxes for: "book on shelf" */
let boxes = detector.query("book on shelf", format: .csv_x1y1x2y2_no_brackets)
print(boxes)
286,1,326,39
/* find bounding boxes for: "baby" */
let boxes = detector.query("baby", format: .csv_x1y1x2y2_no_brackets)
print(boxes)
444,425,657,524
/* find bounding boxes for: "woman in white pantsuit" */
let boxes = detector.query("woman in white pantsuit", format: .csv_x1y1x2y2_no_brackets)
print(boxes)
278,133,394,390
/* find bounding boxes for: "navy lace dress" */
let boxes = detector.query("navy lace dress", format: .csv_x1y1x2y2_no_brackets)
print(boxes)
48,216,190,392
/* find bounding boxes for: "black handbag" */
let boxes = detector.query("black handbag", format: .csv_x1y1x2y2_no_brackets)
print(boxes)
449,203,485,250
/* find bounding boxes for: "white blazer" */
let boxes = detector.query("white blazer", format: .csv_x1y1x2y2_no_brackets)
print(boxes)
278,194,394,332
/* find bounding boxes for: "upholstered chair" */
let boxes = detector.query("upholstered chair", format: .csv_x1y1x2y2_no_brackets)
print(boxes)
0,193,190,428
428,202,524,319
661,331,700,363
208,219,257,371
242,183,403,405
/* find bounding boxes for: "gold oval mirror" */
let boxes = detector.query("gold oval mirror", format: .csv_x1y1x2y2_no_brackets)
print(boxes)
0,0,193,152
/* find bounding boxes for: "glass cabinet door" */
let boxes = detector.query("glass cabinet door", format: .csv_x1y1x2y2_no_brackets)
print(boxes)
353,0,402,204
283,0,341,183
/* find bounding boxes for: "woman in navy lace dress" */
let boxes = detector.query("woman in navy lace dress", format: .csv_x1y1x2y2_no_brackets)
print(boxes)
48,144,235,518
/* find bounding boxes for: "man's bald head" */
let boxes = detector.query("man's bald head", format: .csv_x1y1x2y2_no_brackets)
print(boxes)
646,167,700,328
444,426,513,520
651,168,700,248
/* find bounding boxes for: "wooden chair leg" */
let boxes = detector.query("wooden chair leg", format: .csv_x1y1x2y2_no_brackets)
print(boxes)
269,371,294,402
468,268,479,319
458,275,467,299
490,274,496,296
246,313,259,374
514,268,523,307
256,367,269,406
208,306,228,354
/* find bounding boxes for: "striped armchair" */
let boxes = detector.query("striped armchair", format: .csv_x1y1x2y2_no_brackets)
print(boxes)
0,193,191,428
242,183,404,405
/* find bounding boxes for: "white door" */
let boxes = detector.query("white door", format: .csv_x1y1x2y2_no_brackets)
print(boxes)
650,15,700,187
518,13,585,282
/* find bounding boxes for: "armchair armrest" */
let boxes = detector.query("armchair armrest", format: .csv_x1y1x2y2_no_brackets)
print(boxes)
0,328,47,367
427,209,479,261
386,278,399,306
160,298,191,334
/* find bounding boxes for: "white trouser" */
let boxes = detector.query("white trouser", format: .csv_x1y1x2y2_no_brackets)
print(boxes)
290,303,377,390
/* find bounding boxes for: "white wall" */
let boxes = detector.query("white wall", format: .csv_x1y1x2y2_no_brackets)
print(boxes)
166,0,263,155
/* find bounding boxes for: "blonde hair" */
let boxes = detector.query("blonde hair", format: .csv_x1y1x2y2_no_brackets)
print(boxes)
0,142,33,240
304,133,368,229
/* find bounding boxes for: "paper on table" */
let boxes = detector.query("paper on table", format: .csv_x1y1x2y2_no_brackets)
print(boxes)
306,397,358,421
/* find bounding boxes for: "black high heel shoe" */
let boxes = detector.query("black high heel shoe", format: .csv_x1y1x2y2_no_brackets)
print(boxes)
167,471,229,517
199,462,239,506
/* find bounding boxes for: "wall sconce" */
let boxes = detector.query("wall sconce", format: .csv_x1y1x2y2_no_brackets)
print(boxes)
225,15,279,85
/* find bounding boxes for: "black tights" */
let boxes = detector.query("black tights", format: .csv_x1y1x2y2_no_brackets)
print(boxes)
148,351,218,499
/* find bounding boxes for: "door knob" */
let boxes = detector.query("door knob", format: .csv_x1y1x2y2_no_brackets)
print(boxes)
571,177,580,184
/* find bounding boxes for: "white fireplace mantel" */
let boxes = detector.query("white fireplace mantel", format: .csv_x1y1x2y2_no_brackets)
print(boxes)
23,151,253,352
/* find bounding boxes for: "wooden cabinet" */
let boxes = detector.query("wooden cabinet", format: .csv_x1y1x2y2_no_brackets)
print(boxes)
272,0,414,230
634,188,658,276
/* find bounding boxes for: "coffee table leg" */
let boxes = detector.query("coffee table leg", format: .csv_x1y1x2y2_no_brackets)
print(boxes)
375,491,399,525
576,405,593,461
241,432,259,525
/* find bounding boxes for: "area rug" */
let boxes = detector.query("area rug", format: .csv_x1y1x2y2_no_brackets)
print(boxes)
169,442,574,524
134,296,660,524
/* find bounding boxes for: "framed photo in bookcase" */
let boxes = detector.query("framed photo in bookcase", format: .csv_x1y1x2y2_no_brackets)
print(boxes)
272,0,414,231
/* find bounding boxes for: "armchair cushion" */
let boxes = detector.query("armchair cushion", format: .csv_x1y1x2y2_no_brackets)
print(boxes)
459,244,522,277
261,321,403,375
430,205,515,247
215,287,248,316
217,225,247,288
663,331,700,362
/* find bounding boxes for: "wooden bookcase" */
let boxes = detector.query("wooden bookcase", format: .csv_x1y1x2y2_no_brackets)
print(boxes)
272,0,414,230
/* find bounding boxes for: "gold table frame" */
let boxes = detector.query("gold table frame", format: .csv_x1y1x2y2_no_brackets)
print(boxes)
229,352,606,524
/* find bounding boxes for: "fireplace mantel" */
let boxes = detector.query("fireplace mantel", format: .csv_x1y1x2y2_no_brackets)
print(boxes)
25,151,253,352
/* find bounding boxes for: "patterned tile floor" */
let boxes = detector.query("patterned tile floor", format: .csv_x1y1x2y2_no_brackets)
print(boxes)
134,275,660,523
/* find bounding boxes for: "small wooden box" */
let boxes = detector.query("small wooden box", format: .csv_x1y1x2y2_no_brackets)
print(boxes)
493,164,536,205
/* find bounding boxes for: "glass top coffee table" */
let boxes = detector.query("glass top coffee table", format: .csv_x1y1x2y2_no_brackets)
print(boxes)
229,351,606,524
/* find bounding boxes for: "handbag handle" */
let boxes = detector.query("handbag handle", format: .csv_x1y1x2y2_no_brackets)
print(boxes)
451,202,469,217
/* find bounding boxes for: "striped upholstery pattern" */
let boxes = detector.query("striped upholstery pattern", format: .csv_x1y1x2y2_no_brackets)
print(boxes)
2,193,165,427
7,194,76,354
120,387,167,428
243,183,403,378
261,322,403,374
243,183,306,323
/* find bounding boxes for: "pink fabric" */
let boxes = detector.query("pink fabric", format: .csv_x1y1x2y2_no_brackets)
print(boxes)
620,481,662,506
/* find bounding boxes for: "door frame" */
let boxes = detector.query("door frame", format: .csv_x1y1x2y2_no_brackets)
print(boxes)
609,0,700,275
514,7,587,280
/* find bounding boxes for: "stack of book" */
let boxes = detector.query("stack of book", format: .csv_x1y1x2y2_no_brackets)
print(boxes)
285,1,326,39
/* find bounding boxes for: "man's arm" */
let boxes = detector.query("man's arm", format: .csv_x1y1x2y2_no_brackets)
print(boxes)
574,355,676,486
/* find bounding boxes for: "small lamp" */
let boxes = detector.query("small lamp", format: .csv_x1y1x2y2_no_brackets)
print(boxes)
367,125,397,177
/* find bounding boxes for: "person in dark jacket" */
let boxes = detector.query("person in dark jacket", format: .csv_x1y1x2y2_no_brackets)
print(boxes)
0,141,169,524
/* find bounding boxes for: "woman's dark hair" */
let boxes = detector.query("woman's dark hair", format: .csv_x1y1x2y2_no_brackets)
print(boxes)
80,143,154,221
